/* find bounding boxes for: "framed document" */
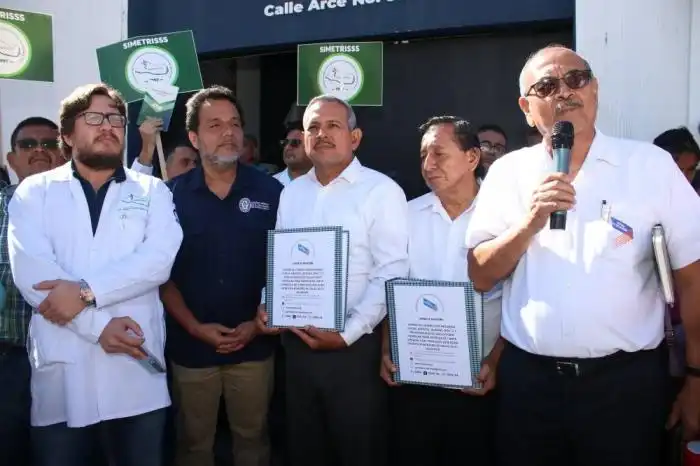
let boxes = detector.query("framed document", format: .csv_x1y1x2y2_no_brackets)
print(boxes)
265,226,349,331
386,278,483,389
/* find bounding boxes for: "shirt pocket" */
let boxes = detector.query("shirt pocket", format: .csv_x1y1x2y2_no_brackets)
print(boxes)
115,208,149,250
586,210,646,265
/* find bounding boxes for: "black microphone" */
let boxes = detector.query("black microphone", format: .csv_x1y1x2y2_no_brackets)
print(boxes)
549,121,574,230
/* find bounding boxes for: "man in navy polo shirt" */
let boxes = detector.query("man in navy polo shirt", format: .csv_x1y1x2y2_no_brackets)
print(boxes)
160,86,282,466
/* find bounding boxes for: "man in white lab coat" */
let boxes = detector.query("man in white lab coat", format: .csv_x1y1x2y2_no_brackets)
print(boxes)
8,83,183,466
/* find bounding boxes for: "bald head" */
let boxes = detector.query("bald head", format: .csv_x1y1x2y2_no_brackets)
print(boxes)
519,45,591,96
517,44,598,142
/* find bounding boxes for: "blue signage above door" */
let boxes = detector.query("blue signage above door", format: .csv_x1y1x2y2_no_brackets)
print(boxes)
129,0,573,54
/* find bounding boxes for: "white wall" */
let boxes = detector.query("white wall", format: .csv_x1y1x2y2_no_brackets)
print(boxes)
576,0,699,143
0,0,128,182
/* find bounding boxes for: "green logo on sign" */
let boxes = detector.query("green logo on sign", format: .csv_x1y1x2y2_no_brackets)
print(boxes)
125,46,179,94
0,20,32,78
316,54,364,102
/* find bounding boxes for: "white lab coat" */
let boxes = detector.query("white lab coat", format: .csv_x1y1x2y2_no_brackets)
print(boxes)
8,162,183,427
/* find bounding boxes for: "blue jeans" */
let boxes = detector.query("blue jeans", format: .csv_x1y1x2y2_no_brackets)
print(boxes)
32,408,166,466
0,346,32,466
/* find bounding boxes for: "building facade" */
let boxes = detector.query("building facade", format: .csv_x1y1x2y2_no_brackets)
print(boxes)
0,0,697,187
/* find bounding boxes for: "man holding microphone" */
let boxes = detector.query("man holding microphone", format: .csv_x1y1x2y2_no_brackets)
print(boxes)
466,44,700,466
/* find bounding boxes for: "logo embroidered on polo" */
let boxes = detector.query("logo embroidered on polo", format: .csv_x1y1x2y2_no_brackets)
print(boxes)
238,197,270,213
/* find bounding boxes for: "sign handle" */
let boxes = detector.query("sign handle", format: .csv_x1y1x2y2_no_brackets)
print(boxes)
155,133,168,181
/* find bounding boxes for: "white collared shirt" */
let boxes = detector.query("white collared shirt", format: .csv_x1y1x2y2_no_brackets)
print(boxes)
466,132,700,358
8,163,183,427
130,158,154,175
408,192,501,355
276,157,409,345
273,169,292,186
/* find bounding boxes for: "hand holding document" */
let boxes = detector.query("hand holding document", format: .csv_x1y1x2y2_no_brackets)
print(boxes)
265,226,349,331
386,279,483,389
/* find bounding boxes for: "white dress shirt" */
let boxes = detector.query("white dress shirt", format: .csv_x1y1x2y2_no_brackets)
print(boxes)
276,157,409,345
130,158,154,175
8,163,183,427
408,192,501,355
466,132,700,358
273,169,292,186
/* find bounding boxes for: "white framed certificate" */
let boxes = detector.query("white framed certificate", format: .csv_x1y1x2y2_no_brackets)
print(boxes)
386,278,483,389
265,226,349,331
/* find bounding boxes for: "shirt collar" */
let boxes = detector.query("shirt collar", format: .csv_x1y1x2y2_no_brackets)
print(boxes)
589,130,619,166
70,159,126,183
538,128,618,167
424,191,478,222
308,156,363,185
188,162,254,194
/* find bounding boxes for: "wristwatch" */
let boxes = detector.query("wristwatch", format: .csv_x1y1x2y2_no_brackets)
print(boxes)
79,279,96,307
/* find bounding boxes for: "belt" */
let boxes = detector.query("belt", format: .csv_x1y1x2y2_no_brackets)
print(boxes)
505,340,659,377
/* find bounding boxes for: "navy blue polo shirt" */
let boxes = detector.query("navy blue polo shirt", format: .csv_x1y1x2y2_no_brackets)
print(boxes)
166,163,283,368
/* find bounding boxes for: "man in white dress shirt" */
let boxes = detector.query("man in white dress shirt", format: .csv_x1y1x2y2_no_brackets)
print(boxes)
273,121,312,186
258,94,409,466
8,83,183,466
380,116,502,466
466,45,700,466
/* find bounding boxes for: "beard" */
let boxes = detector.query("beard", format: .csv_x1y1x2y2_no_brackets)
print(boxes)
75,150,123,170
203,151,239,168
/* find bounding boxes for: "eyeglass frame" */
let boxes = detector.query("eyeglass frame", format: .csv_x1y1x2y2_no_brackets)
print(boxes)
77,111,127,128
524,69,594,99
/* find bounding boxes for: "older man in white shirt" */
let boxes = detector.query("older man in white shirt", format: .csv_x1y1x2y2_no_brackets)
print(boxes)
8,83,183,466
258,94,409,466
380,116,502,466
466,45,700,466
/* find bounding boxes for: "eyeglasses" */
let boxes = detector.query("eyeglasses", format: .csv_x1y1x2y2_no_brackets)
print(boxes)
16,138,59,151
280,138,302,148
525,69,593,98
480,141,506,155
78,111,127,128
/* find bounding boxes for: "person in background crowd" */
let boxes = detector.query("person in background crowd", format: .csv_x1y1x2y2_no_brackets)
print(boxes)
161,86,281,466
526,125,543,146
380,115,502,466
0,116,65,466
466,44,700,466
0,165,10,185
8,83,182,466
653,127,700,184
131,118,198,179
242,133,278,175
273,120,312,186
242,133,259,165
257,94,409,466
477,124,508,172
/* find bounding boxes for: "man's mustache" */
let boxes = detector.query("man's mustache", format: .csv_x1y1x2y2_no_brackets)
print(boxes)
555,100,583,115
315,139,334,149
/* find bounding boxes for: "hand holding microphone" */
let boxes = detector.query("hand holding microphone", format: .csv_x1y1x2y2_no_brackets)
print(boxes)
527,121,576,232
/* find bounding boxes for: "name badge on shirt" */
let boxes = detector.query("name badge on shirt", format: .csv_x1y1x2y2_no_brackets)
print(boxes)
610,217,634,247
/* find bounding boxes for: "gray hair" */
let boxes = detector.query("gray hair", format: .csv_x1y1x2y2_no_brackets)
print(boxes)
518,44,592,96
304,94,357,130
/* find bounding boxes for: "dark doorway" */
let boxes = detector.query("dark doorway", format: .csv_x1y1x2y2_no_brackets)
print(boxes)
259,52,298,169
256,26,571,200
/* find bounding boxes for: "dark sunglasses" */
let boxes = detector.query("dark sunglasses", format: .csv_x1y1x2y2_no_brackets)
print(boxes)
16,138,59,151
78,111,127,128
280,138,302,148
526,69,593,98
